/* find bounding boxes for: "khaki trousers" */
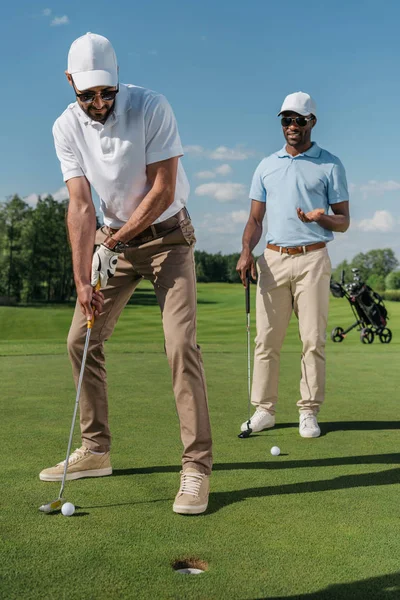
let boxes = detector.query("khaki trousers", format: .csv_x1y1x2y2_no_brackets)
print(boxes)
251,247,331,415
67,218,212,475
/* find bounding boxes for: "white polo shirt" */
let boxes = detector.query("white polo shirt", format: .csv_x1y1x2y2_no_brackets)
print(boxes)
52,84,190,228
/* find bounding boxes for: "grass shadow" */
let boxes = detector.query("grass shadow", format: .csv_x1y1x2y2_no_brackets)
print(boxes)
112,452,400,477
264,420,400,437
206,467,400,515
258,571,400,599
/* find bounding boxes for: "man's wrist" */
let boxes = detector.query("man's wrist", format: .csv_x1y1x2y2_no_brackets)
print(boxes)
102,236,127,253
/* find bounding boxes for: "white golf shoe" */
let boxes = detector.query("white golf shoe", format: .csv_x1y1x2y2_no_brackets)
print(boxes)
299,413,321,438
240,409,275,433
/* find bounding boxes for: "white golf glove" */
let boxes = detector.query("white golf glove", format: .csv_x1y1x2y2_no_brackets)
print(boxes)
91,244,120,288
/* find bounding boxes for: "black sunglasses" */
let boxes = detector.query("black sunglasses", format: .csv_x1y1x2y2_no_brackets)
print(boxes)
281,116,314,127
71,76,119,104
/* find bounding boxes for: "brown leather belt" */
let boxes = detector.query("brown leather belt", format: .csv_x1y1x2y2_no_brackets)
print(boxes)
267,242,326,255
105,207,189,245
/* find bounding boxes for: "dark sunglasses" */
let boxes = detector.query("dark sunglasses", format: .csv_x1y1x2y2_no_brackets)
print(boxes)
280,116,314,127
71,76,119,104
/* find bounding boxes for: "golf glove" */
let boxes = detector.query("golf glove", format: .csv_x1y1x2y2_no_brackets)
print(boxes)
91,244,119,288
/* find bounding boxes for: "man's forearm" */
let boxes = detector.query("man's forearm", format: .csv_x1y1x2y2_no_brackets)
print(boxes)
242,218,263,254
67,201,97,287
113,188,173,244
318,214,349,233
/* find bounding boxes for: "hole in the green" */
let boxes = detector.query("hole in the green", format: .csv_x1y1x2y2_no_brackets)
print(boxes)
172,558,208,574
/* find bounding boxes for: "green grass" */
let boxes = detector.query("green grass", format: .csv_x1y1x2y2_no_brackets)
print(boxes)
1,281,399,599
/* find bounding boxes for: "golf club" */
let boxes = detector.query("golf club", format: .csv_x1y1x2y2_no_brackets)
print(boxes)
238,271,252,438
39,282,101,513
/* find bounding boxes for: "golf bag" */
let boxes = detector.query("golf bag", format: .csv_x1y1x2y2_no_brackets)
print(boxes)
330,268,392,344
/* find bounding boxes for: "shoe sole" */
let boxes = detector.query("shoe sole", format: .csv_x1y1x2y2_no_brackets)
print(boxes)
299,431,321,438
240,423,275,433
172,502,208,515
39,467,113,481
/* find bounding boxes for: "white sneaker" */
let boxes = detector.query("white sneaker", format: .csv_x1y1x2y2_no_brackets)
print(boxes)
240,409,275,433
299,413,321,438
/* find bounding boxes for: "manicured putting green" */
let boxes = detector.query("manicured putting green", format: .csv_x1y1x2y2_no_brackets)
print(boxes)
1,281,399,599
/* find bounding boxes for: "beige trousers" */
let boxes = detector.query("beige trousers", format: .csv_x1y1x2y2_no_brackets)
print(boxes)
67,218,212,475
251,247,332,415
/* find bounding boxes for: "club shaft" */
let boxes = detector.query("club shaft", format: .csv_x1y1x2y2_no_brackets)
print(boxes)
245,271,251,420
247,313,251,418
59,326,92,499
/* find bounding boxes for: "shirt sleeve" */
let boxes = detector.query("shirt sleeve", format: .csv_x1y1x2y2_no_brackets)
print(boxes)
249,161,266,202
328,160,349,205
52,120,84,182
144,94,183,165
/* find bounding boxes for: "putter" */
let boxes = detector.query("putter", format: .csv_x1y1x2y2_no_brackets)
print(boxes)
39,282,101,513
238,271,252,438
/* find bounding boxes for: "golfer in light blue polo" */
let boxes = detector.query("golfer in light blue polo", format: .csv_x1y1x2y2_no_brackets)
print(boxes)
236,92,350,438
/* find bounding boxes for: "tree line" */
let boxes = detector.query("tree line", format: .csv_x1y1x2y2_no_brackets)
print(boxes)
1,194,399,304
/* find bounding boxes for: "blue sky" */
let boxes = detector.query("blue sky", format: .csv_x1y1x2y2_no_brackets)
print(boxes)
2,0,400,265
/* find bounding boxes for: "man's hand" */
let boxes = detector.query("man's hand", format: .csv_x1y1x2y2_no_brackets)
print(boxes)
297,207,325,223
91,244,120,289
77,283,105,320
236,250,257,287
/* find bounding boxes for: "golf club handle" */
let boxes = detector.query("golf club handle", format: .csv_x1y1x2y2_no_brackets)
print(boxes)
245,271,250,314
87,281,101,329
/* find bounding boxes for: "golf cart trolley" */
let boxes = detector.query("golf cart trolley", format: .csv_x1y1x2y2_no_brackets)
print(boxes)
329,268,392,344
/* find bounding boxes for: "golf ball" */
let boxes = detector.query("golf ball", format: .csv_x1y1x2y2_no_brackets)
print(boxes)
270,446,281,456
61,502,75,517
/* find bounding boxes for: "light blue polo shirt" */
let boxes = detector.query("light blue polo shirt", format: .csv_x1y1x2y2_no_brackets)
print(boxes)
249,142,349,246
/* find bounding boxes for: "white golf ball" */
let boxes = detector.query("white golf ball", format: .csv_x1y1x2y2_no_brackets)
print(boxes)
61,502,75,517
270,446,281,456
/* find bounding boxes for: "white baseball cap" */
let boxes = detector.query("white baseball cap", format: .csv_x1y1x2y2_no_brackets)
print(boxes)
278,92,317,117
67,32,118,91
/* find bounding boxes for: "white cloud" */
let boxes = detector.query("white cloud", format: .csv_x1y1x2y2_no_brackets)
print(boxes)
230,210,248,224
42,8,51,16
51,15,69,26
209,146,254,161
23,187,68,208
215,163,232,176
195,164,233,180
195,170,216,179
359,180,400,196
52,186,68,201
195,182,247,203
24,194,41,207
184,145,254,161
357,210,396,232
195,209,248,237
183,145,205,156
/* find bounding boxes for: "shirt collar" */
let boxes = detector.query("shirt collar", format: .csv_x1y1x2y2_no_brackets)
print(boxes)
277,142,321,159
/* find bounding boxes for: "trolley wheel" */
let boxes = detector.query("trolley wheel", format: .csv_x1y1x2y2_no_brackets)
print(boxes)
360,328,375,344
378,328,392,344
331,327,345,342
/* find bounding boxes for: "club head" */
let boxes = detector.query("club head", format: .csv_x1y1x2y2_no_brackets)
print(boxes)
238,427,252,439
39,498,63,513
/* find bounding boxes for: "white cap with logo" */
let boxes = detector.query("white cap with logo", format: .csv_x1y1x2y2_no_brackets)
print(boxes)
67,32,118,91
278,92,317,117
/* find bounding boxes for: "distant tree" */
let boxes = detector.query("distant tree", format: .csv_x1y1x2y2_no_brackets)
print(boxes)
225,253,241,283
351,249,398,282
331,259,350,283
0,195,32,301
366,274,386,291
385,270,400,290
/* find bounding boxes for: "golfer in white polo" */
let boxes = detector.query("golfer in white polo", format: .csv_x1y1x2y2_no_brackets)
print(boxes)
40,33,212,515
237,92,350,438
